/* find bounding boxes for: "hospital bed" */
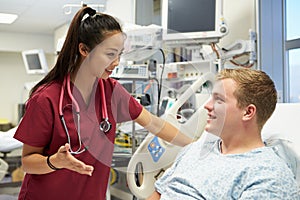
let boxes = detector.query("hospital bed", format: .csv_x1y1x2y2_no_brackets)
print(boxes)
127,72,215,199
0,126,23,182
127,72,300,199
0,127,23,199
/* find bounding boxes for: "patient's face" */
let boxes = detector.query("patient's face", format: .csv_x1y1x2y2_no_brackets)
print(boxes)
204,78,245,138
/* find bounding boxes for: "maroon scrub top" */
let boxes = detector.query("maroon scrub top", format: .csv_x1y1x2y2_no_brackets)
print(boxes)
14,78,143,200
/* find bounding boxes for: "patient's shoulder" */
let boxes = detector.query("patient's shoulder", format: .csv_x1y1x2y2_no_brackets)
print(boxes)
247,147,296,180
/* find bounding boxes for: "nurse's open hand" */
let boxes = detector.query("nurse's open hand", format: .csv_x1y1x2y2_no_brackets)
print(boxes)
55,143,94,176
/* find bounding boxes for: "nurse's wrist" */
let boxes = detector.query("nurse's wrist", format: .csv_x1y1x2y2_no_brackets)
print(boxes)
47,154,62,170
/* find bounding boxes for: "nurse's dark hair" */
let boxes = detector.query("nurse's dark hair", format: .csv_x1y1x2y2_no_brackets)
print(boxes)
29,6,122,97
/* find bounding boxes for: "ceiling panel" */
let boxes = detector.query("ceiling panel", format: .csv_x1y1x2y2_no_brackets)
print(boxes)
0,0,107,35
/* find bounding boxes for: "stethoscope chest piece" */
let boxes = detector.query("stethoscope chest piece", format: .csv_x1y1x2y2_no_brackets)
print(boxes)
100,118,111,133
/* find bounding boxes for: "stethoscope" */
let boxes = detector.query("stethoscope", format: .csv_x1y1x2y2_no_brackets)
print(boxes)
59,74,111,154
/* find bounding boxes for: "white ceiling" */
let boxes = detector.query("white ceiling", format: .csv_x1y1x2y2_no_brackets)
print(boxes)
0,0,107,35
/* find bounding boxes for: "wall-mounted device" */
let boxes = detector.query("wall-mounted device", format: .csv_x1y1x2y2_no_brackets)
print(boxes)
161,0,228,44
110,64,149,80
157,60,215,80
21,49,48,75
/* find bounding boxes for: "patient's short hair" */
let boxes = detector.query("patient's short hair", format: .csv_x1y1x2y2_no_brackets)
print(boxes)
217,68,277,130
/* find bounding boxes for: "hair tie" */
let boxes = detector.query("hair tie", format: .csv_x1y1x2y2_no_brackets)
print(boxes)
81,7,97,22
86,7,97,19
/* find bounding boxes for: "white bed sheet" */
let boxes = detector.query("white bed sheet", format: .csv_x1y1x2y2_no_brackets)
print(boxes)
0,127,23,153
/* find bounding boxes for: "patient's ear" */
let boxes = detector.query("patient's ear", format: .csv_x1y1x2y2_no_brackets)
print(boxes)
242,104,256,121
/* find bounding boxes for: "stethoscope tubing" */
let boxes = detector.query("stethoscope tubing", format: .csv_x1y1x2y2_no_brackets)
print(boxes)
59,74,111,154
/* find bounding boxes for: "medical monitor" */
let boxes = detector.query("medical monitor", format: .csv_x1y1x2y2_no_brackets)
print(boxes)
162,0,228,44
22,49,48,75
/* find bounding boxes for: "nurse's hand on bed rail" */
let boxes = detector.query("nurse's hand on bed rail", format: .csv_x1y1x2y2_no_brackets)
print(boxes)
54,143,94,176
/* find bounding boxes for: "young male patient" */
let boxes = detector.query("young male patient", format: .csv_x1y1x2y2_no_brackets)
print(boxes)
147,68,299,200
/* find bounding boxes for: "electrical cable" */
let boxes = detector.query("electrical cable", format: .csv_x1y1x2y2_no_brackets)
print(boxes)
148,77,160,114
210,43,220,59
229,52,254,68
138,47,165,116
217,44,255,68
157,48,166,116
229,60,254,68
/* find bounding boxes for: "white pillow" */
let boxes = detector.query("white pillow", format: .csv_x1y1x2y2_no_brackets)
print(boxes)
262,103,300,190
265,138,300,187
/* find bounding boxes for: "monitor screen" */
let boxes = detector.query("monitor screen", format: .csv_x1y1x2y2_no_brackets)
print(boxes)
162,0,228,43
22,49,48,75
167,0,215,34
25,54,42,70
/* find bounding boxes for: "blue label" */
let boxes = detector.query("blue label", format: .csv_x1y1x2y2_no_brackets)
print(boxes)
147,136,165,162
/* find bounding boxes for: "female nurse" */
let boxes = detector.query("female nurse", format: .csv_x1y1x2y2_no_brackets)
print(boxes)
14,6,192,200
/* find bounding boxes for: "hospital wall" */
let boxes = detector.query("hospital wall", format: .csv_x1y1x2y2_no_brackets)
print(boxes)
0,52,54,124
0,0,255,126
0,33,55,126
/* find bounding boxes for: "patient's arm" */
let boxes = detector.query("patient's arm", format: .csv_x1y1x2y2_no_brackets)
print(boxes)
146,191,161,200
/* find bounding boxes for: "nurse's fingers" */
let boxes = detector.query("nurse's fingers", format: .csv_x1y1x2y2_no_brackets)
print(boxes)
68,158,94,176
57,143,94,176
